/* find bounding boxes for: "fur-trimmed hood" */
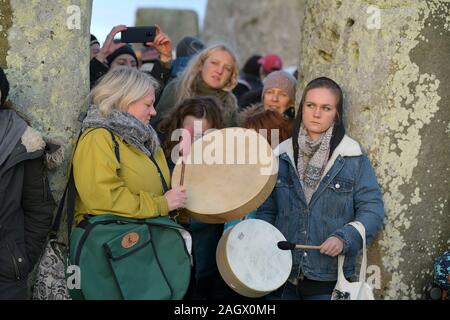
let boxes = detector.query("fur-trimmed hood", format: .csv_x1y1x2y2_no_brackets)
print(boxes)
274,135,363,178
22,126,65,170
15,126,65,170
236,103,264,126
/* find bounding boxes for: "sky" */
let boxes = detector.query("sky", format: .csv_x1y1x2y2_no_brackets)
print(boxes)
90,0,208,45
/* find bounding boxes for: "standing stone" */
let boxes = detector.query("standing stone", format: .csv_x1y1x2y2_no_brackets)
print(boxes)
298,0,450,299
203,0,305,68
0,0,92,196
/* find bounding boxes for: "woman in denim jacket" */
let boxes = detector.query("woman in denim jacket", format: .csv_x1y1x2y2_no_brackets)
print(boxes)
256,77,384,300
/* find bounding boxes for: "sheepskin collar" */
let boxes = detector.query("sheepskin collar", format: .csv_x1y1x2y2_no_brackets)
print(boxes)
275,135,363,177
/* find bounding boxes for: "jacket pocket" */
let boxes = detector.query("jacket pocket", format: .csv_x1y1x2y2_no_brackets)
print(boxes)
324,177,353,219
102,224,172,300
1,241,32,281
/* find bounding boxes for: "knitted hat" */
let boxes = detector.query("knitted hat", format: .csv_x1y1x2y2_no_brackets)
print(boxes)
176,36,205,58
0,68,10,108
262,70,297,102
90,34,100,46
258,53,283,73
106,44,138,66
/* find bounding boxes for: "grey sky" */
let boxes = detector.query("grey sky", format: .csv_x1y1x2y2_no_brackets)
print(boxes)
91,0,208,45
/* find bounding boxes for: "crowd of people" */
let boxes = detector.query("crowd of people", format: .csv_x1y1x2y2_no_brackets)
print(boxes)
0,23,386,301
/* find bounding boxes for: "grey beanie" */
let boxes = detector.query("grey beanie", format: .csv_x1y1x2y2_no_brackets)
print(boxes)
176,36,205,58
262,70,297,102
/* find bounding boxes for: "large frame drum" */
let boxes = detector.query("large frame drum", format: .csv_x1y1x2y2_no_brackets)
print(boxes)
172,128,278,224
216,219,292,298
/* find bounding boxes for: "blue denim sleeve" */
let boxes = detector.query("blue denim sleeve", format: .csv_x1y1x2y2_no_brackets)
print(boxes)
332,155,385,256
255,188,278,226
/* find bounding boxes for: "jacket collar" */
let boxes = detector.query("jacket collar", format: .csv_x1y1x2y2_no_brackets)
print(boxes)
275,135,362,176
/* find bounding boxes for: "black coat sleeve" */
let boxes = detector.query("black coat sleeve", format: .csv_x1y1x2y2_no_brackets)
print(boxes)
149,60,172,104
22,157,56,266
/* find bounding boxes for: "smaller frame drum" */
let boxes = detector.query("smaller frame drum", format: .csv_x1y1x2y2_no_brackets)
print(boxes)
216,219,292,298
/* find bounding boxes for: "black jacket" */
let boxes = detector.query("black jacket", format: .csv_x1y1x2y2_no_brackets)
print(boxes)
0,126,57,284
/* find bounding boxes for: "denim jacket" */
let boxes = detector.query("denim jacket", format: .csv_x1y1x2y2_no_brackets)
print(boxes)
255,135,384,281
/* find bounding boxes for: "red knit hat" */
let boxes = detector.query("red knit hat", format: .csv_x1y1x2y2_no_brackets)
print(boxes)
258,54,283,73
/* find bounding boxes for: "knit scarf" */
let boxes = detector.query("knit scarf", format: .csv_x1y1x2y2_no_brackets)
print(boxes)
195,77,237,126
297,123,334,204
82,105,160,158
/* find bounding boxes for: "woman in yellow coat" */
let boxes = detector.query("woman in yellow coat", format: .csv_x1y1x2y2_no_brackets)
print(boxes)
73,67,187,225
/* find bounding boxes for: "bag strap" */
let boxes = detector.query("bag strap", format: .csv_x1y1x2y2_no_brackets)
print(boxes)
148,155,169,194
347,221,368,282
111,132,175,219
336,255,349,286
50,130,83,238
148,155,179,220
51,128,122,238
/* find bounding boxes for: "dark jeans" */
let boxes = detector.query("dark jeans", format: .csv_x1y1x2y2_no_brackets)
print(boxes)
267,281,332,301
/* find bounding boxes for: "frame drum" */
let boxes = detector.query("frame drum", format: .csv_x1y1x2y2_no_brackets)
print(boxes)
171,128,278,224
216,219,292,298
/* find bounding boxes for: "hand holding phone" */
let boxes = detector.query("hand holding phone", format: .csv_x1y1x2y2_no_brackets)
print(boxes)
144,24,173,63
120,26,156,43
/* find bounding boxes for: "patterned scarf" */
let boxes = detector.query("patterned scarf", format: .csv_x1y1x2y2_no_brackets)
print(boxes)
82,105,160,158
297,123,334,204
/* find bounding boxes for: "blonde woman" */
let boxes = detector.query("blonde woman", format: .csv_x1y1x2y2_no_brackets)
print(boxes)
152,43,239,128
73,67,187,225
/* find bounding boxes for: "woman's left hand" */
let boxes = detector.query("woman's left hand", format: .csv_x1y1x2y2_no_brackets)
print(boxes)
320,236,344,257
145,24,173,63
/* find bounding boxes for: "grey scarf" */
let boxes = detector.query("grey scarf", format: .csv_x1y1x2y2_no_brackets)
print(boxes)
297,123,334,204
0,109,27,167
82,106,160,157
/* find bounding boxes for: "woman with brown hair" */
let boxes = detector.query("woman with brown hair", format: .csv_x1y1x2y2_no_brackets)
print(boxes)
256,77,384,300
158,96,224,171
158,96,234,300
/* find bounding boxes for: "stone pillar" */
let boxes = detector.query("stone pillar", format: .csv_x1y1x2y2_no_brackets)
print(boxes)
0,0,92,196
203,0,305,68
298,0,450,299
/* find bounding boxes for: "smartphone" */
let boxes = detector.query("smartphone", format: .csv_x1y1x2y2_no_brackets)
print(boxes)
120,26,156,43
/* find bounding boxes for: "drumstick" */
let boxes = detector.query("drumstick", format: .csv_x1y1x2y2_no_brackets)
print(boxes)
180,161,185,186
295,245,322,250
277,241,322,250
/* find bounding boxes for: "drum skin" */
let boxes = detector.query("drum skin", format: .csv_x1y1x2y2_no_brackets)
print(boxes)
216,219,293,298
171,128,278,224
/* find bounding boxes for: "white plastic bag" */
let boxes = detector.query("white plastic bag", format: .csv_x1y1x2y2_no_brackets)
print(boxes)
331,221,375,300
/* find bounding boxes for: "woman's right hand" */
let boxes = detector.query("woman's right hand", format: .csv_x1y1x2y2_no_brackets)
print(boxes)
95,25,127,64
164,186,187,211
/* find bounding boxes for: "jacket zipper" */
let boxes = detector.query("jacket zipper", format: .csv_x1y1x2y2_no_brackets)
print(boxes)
43,175,49,199
6,244,21,280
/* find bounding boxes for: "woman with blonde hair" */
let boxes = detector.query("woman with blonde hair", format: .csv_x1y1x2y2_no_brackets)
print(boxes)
70,67,191,299
74,67,187,224
152,43,239,128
